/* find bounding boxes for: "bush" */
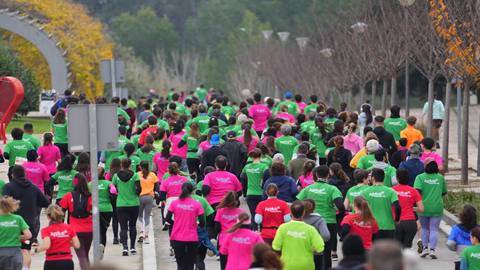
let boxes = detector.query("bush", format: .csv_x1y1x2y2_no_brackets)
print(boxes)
444,190,480,220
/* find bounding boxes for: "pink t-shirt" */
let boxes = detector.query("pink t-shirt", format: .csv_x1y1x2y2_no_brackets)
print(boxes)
298,173,315,189
105,172,113,181
169,131,187,158
297,102,307,112
238,136,259,152
420,152,444,165
215,207,246,246
202,171,243,205
219,228,264,270
37,144,61,174
344,134,364,155
248,104,272,131
199,141,213,152
153,153,170,179
275,113,295,123
22,162,50,191
160,175,189,197
168,197,204,241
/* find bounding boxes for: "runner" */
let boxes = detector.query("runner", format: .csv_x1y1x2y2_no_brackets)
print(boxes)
460,227,480,270
4,128,34,180
262,163,298,203
340,196,379,249
50,108,69,158
118,143,141,172
275,125,299,165
22,123,41,150
249,93,273,137
310,117,329,165
297,160,316,191
302,198,331,270
344,169,369,213
344,123,364,155
136,161,159,244
45,154,78,205
178,122,201,181
274,92,300,118
105,158,121,245
367,149,397,187
152,140,172,178
135,135,159,168
384,105,407,142
168,120,188,172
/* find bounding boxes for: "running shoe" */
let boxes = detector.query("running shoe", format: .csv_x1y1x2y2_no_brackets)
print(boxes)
216,254,221,261
113,238,120,245
131,247,137,254
332,254,338,261
144,237,150,244
169,247,174,256
421,248,429,258
122,247,129,256
100,244,105,260
171,255,176,262
138,233,144,243
162,224,169,231
430,250,437,259
416,239,423,253
31,239,39,247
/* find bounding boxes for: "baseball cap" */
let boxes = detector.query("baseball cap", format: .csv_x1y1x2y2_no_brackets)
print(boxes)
366,140,379,153
210,134,220,145
285,92,292,99
273,153,285,163
227,131,237,138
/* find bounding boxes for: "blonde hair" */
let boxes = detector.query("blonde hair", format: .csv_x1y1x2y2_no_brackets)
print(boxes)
0,196,20,214
46,205,65,222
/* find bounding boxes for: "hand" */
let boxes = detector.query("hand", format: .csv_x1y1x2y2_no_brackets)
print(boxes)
395,221,400,225
30,249,36,255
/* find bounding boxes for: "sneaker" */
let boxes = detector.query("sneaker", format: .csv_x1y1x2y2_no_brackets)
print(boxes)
216,254,221,261
430,250,437,259
130,247,137,254
332,254,339,261
162,224,169,231
169,247,174,256
113,238,120,245
100,244,105,260
144,237,150,244
416,239,423,253
31,239,39,247
171,255,176,262
138,233,144,243
122,247,129,256
421,248,429,258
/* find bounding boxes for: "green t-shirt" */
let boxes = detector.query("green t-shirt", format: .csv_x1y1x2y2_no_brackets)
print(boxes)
202,128,226,139
297,182,343,224
310,129,327,159
461,245,480,270
170,103,186,114
132,135,141,151
52,170,79,199
4,140,34,166
304,104,319,114
127,99,137,109
119,137,132,152
192,194,214,222
357,154,377,170
117,107,130,121
193,115,211,133
0,214,29,248
224,125,242,136
23,134,41,150
242,163,269,196
118,155,141,169
345,185,369,213
384,117,407,142
162,171,189,181
166,92,175,102
247,155,273,168
181,133,200,159
275,136,299,165
222,106,235,118
88,180,113,212
103,148,125,171
197,180,204,192
196,88,208,101
360,185,399,230
135,149,159,168
275,101,299,118
414,173,447,217
366,164,397,188
0,179,5,194
112,172,140,207
50,122,68,144
272,220,325,270
299,121,316,133
324,117,338,124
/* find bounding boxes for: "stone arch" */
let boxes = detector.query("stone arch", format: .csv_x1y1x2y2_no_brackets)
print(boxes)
0,9,70,94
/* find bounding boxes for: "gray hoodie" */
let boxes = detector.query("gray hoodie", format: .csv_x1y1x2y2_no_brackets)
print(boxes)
373,162,398,186
303,213,331,255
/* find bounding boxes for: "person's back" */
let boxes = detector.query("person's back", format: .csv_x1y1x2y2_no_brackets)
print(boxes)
202,167,242,205
221,137,248,177
372,117,397,156
263,175,298,202
288,156,309,181
275,125,299,165
399,144,424,186
383,105,407,142
400,116,424,148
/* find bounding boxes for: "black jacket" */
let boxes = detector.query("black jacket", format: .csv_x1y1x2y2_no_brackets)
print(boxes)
200,146,231,174
324,128,344,146
221,139,248,178
328,175,350,200
2,177,50,225
373,126,398,156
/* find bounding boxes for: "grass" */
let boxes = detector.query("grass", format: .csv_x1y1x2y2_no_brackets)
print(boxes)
444,190,480,220
5,117,51,134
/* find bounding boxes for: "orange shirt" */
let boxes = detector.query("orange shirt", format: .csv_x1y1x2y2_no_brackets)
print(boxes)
400,126,424,148
138,171,159,197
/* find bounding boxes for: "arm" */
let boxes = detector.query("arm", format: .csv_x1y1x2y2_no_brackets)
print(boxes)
37,188,50,208
198,214,206,228
0,154,4,163
32,236,51,255
100,152,107,163
343,198,351,211
460,258,468,270
339,224,351,241
3,152,9,160
152,162,158,173
197,148,204,160
255,214,263,225
165,211,174,226
413,200,424,213
21,228,32,242
215,221,222,234
393,200,401,222
290,179,299,197
318,219,331,242
178,140,187,148
135,181,142,196
284,214,292,222
202,185,211,197
447,227,458,251
333,197,345,215
158,191,167,202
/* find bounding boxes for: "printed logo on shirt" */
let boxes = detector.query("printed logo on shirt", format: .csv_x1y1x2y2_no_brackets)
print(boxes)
222,214,239,221
353,220,373,228
396,191,412,197
471,253,480,259
246,168,261,174
309,188,326,195
302,179,314,185
350,191,362,197
187,137,197,141
278,140,294,145
368,191,386,198
0,220,18,227
177,204,195,211
255,108,266,113
58,175,73,181
232,237,251,244
388,121,402,126
25,167,42,173
286,231,307,239
424,179,439,185
169,180,184,186
50,230,70,238
13,145,28,150
265,206,282,213
98,183,107,190
199,119,209,124
215,177,232,183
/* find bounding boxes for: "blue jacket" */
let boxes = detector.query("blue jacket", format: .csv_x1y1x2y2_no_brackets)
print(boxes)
448,224,480,262
262,175,298,202
399,158,424,187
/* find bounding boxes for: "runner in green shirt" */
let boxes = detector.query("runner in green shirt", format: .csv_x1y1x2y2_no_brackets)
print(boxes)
88,172,113,213
170,93,186,114
344,169,369,213
22,123,41,150
196,86,208,102
383,105,407,142
127,97,137,109
47,155,78,202
274,93,300,118
50,121,68,144
309,118,329,164
135,136,159,168
4,128,34,167
118,126,132,152
414,158,447,217
193,105,211,133
461,230,480,270
178,123,201,180
111,160,141,207
101,140,125,171
360,168,400,234
0,197,31,249
272,201,324,270
166,88,176,102
303,95,319,114
118,143,141,171
324,108,338,124
300,118,316,133
275,125,299,165
366,149,397,187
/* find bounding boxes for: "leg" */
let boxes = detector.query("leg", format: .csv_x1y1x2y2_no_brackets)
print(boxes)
187,158,200,181
186,241,199,270
100,212,112,247
319,158,327,166
324,223,337,270
44,260,74,270
117,207,129,248
172,240,187,270
21,230,33,269
207,203,219,240
333,212,345,254
195,244,207,270
181,159,188,173
455,261,460,270
246,195,262,231
418,216,430,249
241,178,248,198
428,216,442,250
137,195,147,237
143,196,154,238
74,232,92,270
395,222,404,247
314,254,324,270
33,206,42,241
128,206,140,248
7,166,13,181
403,220,419,248
111,196,119,241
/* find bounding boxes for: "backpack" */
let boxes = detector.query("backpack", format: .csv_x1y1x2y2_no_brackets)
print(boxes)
70,191,91,218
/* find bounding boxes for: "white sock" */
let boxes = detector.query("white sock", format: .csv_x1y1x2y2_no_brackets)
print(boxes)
22,267,29,270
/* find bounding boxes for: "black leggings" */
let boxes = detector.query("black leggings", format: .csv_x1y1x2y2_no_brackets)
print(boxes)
195,244,208,270
44,259,74,270
54,143,69,159
111,195,119,239
395,219,417,248
324,223,337,270
187,158,201,182
314,254,324,270
75,232,92,270
117,206,139,248
246,195,263,231
455,261,460,270
171,240,198,270
100,212,112,247
332,212,345,253
376,230,396,240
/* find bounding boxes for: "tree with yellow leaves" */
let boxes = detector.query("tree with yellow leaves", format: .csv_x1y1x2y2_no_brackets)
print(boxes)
0,0,113,98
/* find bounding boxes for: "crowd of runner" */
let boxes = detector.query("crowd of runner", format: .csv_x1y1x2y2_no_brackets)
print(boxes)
0,86,478,270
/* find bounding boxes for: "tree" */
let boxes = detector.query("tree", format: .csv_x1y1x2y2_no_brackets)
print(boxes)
0,0,114,98
0,45,41,115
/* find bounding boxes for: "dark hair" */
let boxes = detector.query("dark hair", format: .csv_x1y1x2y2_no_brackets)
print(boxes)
11,128,23,140
169,155,182,166
179,181,194,199
406,115,417,126
333,120,344,131
168,162,181,175
266,98,274,107
290,200,305,219
372,168,385,183
253,93,262,102
362,105,373,125
256,142,273,157
172,93,180,102
302,198,316,217
109,158,121,180
459,205,478,230
190,122,200,139
23,123,33,132
57,154,75,172
123,143,135,157
399,137,408,147
421,137,435,150
170,119,185,134
74,173,91,197
118,125,127,136
248,148,262,159
374,148,388,162
270,162,286,176
148,115,158,125
120,98,128,106
152,127,166,141
425,161,439,174
375,116,385,124
310,95,318,103
144,103,151,110
326,107,336,118
12,165,25,178
242,124,253,148
354,169,368,184
472,228,480,242
161,140,172,159
302,160,316,178
226,212,250,233
139,160,150,178
203,166,215,176
53,108,66,124
265,136,277,153
314,165,330,180
390,105,401,115
354,196,374,226
43,132,54,146
121,157,132,171
396,168,411,185
141,135,156,153
252,243,284,270
215,155,227,170
297,144,308,155
332,136,344,161
74,152,90,174
216,191,237,210
330,163,349,183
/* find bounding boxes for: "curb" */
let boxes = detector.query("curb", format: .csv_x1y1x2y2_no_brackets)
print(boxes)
439,209,460,237
143,214,157,270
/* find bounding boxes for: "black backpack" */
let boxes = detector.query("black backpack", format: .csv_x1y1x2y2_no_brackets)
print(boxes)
70,191,91,218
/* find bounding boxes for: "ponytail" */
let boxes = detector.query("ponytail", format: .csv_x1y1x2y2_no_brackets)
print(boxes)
216,191,237,210
43,132,53,146
302,160,316,178
243,124,252,148
190,122,200,139
179,181,194,199
315,117,327,137
161,140,172,159
330,162,350,183
266,183,278,197
141,135,156,153
168,162,181,176
121,157,132,171
252,243,284,270
332,136,344,161
139,160,150,178
302,198,316,217
354,196,375,226
257,142,273,157
226,212,250,233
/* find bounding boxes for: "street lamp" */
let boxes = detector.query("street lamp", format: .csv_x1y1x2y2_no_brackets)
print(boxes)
296,37,309,54
351,22,368,34
278,32,290,47
399,0,416,116
262,30,273,41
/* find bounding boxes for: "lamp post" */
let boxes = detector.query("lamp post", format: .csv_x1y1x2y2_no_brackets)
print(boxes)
399,0,416,116
278,32,290,47
321,48,334,106
351,22,368,112
296,37,309,54
261,30,274,97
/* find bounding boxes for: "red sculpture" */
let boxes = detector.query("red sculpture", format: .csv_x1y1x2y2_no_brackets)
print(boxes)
0,77,25,144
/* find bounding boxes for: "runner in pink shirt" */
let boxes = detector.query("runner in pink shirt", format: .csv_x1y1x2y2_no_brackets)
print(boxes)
202,158,242,205
152,140,172,179
219,212,264,270
344,123,364,155
420,137,444,173
295,94,307,112
297,160,316,190
248,93,272,137
238,126,259,152
166,182,205,270
22,149,50,191
275,112,295,124
159,165,189,199
37,132,61,175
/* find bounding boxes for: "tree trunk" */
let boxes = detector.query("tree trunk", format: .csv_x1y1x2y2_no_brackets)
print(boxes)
348,87,353,112
461,81,470,185
442,81,452,173
391,76,397,106
371,80,377,115
427,79,434,138
360,83,365,113
382,79,388,117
